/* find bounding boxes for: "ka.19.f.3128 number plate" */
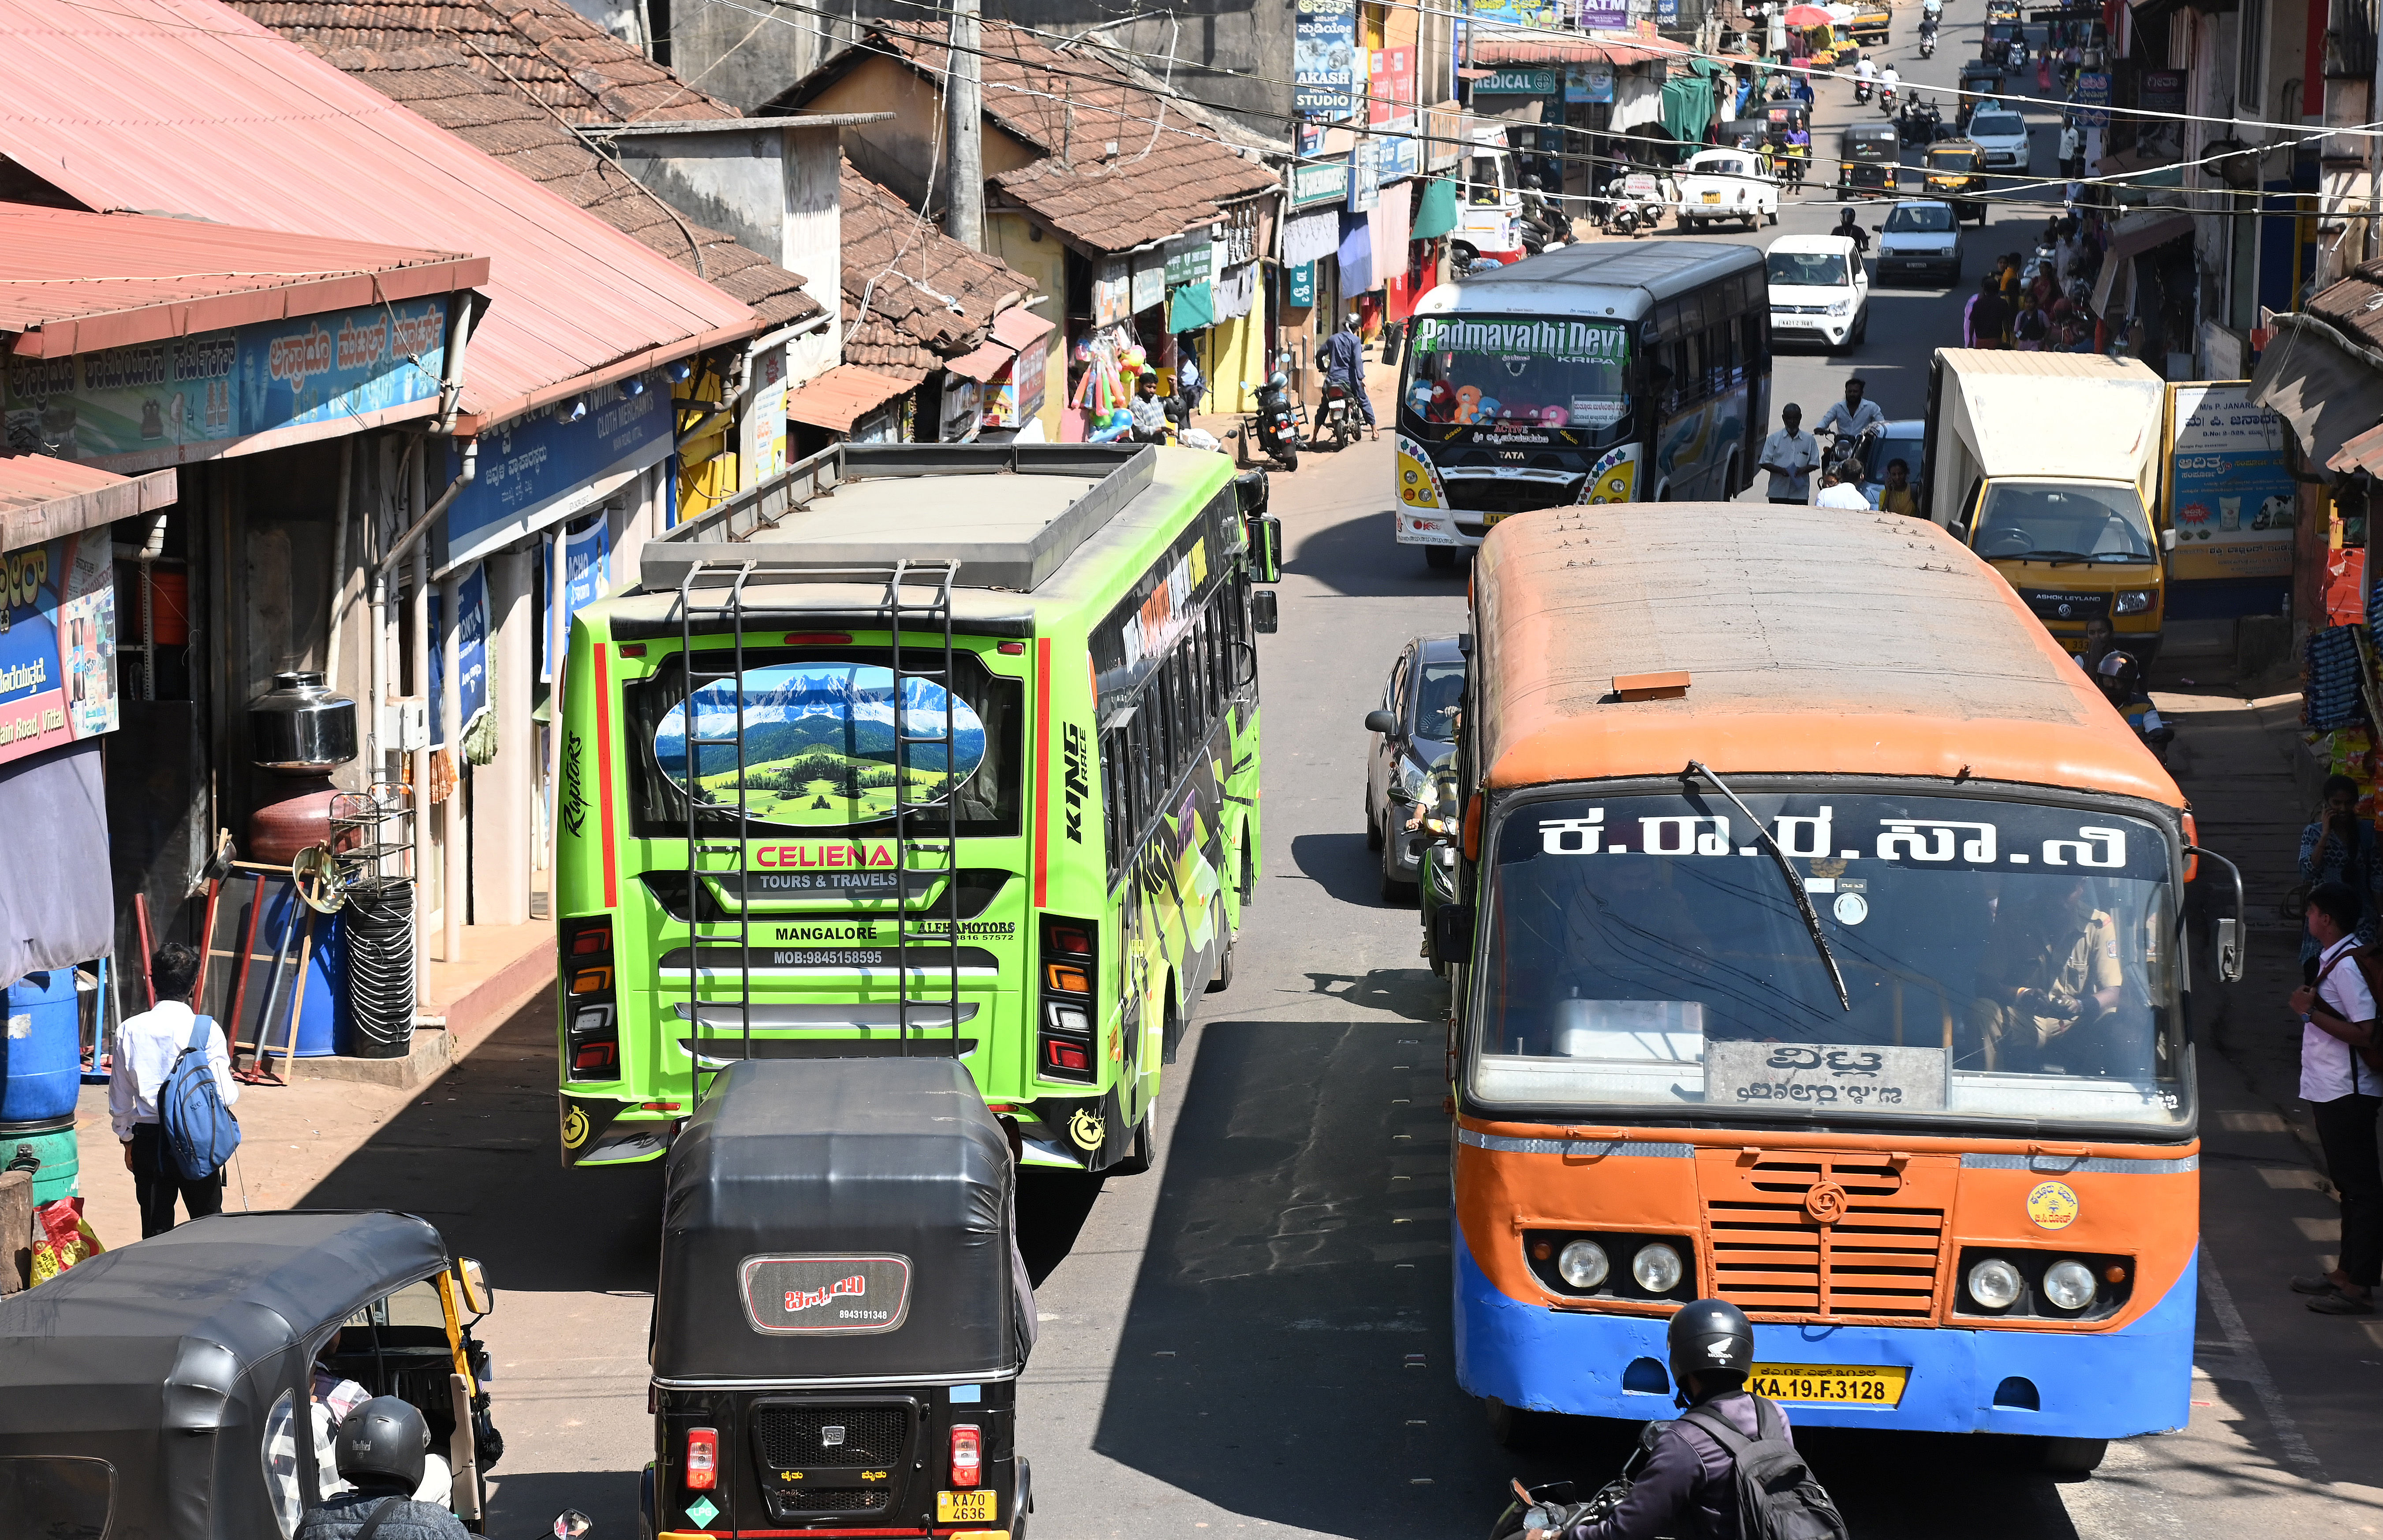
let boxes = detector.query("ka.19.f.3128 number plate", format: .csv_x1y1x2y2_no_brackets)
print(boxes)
1746,1364,1909,1406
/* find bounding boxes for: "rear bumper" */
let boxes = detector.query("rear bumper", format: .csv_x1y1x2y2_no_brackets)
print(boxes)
1452,1223,2195,1437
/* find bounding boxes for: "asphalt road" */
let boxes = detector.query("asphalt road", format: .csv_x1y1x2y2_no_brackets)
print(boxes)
284,13,2383,1540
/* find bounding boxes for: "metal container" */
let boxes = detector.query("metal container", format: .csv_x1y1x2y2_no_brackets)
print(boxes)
249,671,358,772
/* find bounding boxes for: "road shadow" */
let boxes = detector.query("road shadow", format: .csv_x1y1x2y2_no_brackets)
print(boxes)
1289,830,1391,909
1018,1168,1105,1286
1301,965,1447,1024
1286,504,1470,600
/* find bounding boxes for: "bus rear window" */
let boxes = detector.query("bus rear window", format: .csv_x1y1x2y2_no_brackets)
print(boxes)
624,650,1023,836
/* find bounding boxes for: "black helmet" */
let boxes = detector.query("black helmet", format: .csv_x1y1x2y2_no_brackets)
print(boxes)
1667,1298,1755,1388
334,1396,430,1493
2096,650,2140,692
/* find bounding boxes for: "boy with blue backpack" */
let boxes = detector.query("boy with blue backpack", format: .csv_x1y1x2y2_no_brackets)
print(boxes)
106,942,241,1237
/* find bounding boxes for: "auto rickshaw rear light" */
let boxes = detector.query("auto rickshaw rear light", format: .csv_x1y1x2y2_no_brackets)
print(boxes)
686,1427,718,1489
950,1424,982,1488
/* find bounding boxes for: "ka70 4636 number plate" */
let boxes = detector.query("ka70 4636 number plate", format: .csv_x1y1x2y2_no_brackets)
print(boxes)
1747,1364,1908,1406
937,1491,998,1523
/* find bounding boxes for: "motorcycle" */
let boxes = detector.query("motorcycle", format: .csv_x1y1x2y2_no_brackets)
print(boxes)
1233,363,1302,473
1607,172,1665,238
1918,19,1937,55
1318,375,1359,450
1489,1476,1632,1540
1854,75,1872,105
1879,82,1897,114
1820,423,1880,490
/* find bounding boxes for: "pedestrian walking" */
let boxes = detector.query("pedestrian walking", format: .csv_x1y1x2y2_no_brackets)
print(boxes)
107,942,238,1238
1759,405,1820,504
2299,775,2381,976
2058,119,2084,179
1965,275,2011,348
2288,881,2383,1315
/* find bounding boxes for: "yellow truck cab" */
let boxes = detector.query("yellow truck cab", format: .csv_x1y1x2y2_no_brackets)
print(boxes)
1923,349,2174,660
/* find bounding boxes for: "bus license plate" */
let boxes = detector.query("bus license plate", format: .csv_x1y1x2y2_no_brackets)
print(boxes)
1747,1364,1908,1406
937,1491,997,1524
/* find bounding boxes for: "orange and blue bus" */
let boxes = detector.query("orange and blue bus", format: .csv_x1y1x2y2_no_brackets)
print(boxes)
1437,503,2239,1472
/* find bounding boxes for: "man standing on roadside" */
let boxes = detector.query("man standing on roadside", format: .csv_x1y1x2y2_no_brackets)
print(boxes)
2290,882,2383,1315
1759,404,1820,504
1965,274,2011,347
108,942,238,1238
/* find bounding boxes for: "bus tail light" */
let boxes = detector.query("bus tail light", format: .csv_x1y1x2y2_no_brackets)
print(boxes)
949,1425,982,1488
1038,916,1097,1085
685,1426,718,1490
562,917,620,1082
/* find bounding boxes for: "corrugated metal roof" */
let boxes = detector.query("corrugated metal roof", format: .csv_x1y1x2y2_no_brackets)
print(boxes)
990,308,1056,351
0,203,487,356
0,451,178,546
1467,27,1681,66
782,365,913,431
0,0,761,431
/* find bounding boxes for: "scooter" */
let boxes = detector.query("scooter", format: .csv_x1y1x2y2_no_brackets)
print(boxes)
1233,365,1302,473
1919,20,1937,55
1854,75,1872,105
1879,82,1897,115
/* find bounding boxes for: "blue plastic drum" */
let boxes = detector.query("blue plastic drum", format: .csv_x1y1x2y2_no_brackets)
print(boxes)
0,969,84,1124
247,886,347,1059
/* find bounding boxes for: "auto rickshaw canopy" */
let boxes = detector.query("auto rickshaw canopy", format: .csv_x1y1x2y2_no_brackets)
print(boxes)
1843,124,1901,159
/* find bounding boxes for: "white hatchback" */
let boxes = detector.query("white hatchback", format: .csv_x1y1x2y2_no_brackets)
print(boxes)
1672,148,1779,231
1766,233,1869,353
1966,108,2032,169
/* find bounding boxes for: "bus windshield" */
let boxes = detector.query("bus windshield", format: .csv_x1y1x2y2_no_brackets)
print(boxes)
1974,480,2156,563
1472,790,2187,1132
1403,314,1633,431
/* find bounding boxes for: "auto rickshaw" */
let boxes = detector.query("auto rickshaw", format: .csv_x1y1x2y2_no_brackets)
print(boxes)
1924,138,1990,223
648,1059,1032,1540
1986,0,2019,20
1838,123,1901,198
0,1211,502,1538
1958,59,2005,111
1722,116,1775,172
1764,101,1812,186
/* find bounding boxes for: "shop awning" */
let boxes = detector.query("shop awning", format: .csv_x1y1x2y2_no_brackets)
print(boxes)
2249,313,2383,473
943,339,1015,383
2090,210,2194,316
990,309,1056,351
783,366,915,433
1467,25,1682,66
0,452,178,548
1411,178,1460,241
2331,421,2383,479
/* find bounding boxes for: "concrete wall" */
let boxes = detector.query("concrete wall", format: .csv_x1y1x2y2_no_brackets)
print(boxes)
988,211,1070,440
664,0,827,113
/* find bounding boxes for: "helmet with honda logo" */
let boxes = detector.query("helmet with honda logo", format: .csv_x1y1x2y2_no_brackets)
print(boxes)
1666,1297,1756,1388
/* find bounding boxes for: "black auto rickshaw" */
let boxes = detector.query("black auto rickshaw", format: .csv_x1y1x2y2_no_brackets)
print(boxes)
1838,123,1901,198
1924,138,1990,223
1957,60,2005,112
0,1211,502,1538
650,1059,1032,1540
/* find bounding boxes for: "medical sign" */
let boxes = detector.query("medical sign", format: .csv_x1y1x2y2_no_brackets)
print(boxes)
1295,0,1359,117
739,1254,912,1335
2,298,447,465
0,534,116,767
2163,382,2295,581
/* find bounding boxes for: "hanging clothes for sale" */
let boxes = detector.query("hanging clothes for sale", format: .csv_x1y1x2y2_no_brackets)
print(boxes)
1213,263,1259,321
1337,213,1375,300
1284,207,1340,269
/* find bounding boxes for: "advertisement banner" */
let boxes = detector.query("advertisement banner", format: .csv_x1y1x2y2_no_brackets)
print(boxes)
1378,133,1421,182
742,343,789,486
545,517,611,683
1295,0,1359,117
2163,382,2296,582
1472,0,1561,22
2,298,446,464
1093,257,1132,327
0,534,116,768
427,562,490,749
443,370,670,570
1348,139,1381,214
1370,45,1416,127
1567,63,1617,103
2074,70,2110,128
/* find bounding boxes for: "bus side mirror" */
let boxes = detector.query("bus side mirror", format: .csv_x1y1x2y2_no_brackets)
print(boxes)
2162,527,2178,552
2215,917,2243,984
1434,902,1475,960
1251,590,1280,634
1247,514,1284,583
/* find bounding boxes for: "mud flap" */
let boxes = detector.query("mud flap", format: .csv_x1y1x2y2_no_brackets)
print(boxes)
1027,1089,1133,1171
558,1094,670,1167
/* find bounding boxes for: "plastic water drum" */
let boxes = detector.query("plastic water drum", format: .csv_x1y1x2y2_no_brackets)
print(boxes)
0,969,83,1123
0,1118,79,1204
247,885,347,1058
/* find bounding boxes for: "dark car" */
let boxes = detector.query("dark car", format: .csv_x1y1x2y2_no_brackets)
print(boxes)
1364,634,1467,901
1838,124,1901,198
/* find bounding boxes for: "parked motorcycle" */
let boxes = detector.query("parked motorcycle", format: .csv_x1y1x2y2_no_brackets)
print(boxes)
1607,172,1666,238
1232,361,1303,473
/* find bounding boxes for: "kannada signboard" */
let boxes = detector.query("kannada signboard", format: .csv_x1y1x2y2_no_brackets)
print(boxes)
2073,70,2111,128
1295,0,1359,117
2163,381,2296,582
1369,45,1416,128
0,533,116,768
443,369,671,571
1291,157,1353,208
1,298,447,466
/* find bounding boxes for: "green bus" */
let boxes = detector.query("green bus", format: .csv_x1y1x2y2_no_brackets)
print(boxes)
551,443,1279,1173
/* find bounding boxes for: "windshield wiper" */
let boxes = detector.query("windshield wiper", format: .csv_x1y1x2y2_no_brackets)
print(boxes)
1682,760,1851,1011
2010,548,2092,565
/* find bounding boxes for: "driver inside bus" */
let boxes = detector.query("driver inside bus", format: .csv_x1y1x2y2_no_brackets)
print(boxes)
1968,875,2123,1071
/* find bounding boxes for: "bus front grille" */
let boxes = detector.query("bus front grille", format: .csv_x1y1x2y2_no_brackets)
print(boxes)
1703,1156,1950,1321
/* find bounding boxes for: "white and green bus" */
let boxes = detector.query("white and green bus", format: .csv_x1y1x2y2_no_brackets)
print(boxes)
551,443,1278,1172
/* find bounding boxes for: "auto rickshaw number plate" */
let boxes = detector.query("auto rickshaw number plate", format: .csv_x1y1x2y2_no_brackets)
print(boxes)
938,1491,998,1523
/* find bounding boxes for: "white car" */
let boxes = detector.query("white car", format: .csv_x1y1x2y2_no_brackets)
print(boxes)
1766,233,1869,353
1672,148,1778,231
1875,199,1963,285
1965,107,2032,169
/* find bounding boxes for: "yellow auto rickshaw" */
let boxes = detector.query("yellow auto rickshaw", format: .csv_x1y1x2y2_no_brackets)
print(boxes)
1924,139,1988,224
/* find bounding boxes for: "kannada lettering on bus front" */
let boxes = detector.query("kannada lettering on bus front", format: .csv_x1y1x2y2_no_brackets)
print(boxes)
1533,806,2133,871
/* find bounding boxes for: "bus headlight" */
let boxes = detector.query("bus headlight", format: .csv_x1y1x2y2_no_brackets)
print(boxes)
2042,1260,2097,1312
2114,589,2155,615
1966,1257,2023,1310
1558,1239,1610,1290
1632,1242,1684,1294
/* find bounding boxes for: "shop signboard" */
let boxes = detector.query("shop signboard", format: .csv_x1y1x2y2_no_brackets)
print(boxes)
1093,257,1132,327
0,533,116,768
983,333,1052,431
1348,138,1381,214
427,561,491,749
2073,70,2110,127
1130,253,1167,315
444,369,671,571
1378,133,1421,182
1370,45,1416,128
1,297,448,466
2163,381,2295,582
741,343,789,485
1165,237,1216,287
1295,0,1359,117
1288,263,1317,308
544,517,610,684
1567,63,1617,103
1474,68,1558,96
2139,69,2187,113
1579,0,1629,28
1655,0,1680,22
1291,157,1353,208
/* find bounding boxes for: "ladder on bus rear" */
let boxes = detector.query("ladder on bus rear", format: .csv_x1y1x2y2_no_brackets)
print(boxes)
672,559,966,1075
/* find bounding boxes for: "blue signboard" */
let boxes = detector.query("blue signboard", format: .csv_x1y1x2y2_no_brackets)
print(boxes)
1296,0,1358,116
426,561,491,749
443,370,670,569
543,517,612,683
2074,71,2111,128
1378,134,1421,181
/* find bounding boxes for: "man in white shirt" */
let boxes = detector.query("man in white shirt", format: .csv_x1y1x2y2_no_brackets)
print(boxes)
1813,466,1873,508
1812,377,1886,444
1758,404,1820,504
2290,881,2383,1314
108,941,238,1237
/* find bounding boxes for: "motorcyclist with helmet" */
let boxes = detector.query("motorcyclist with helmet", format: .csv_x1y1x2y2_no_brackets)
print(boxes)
2093,652,2174,757
1524,1301,1795,1540
296,1398,471,1540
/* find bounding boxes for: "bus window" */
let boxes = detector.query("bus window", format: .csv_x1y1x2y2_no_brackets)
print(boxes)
1404,313,1633,433
1101,726,1128,877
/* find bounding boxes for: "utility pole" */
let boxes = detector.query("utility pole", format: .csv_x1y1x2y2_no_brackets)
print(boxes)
946,0,985,249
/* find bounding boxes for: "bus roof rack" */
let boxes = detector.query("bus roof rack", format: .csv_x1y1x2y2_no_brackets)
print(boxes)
641,441,1157,595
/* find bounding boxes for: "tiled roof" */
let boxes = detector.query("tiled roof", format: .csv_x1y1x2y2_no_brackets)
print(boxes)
840,161,1035,385
2311,260,2383,357
225,0,821,330
809,20,1279,254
